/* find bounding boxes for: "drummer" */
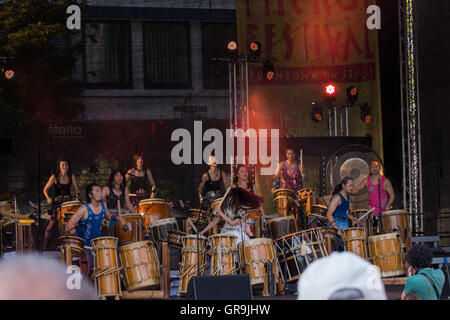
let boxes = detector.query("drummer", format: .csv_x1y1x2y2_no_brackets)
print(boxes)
200,187,263,246
126,153,157,206
68,183,125,276
42,157,80,250
198,155,228,210
353,161,395,234
326,177,357,244
271,148,306,193
102,169,137,235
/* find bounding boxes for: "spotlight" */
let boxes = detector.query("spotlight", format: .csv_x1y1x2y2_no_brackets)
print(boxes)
360,103,372,124
226,41,238,59
248,41,261,58
311,102,323,122
263,61,275,80
4,69,15,80
324,83,336,105
346,86,359,105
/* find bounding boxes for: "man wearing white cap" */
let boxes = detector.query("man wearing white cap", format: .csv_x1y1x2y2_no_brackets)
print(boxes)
198,155,228,208
297,252,387,300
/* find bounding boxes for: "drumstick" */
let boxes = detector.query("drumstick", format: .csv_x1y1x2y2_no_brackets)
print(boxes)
354,208,375,223
187,218,198,234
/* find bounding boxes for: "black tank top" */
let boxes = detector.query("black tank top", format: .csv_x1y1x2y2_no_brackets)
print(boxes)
204,170,225,195
54,175,72,203
129,170,149,194
106,188,126,209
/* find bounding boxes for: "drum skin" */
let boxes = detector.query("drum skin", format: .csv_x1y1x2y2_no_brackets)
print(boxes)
138,198,170,228
117,214,143,245
268,216,298,239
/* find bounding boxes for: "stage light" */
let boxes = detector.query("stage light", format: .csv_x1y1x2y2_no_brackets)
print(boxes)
346,86,359,104
311,102,323,122
360,103,372,124
324,83,336,105
4,69,15,79
226,41,238,59
263,61,275,80
249,41,261,58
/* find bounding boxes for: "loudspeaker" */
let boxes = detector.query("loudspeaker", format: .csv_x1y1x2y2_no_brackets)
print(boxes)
186,275,253,300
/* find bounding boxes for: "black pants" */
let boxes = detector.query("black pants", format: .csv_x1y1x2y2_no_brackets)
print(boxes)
372,216,379,235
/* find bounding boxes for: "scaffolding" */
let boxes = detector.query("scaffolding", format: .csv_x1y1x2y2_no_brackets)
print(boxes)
398,0,424,234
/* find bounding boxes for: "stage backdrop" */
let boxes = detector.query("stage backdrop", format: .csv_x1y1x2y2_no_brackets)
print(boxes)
236,0,383,213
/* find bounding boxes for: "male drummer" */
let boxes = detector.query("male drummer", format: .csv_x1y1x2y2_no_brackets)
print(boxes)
271,148,306,193
353,161,395,235
67,183,126,276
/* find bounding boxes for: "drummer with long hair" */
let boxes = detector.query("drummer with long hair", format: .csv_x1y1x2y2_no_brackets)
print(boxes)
42,157,80,250
326,177,358,237
126,153,156,206
102,169,136,236
271,148,306,193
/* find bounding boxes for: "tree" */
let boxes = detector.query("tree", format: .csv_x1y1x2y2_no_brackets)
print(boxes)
0,0,85,134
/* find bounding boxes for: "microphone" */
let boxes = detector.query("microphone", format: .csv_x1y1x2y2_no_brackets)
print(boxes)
200,192,215,201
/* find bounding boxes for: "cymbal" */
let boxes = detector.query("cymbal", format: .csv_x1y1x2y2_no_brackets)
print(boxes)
0,210,31,220
0,188,25,201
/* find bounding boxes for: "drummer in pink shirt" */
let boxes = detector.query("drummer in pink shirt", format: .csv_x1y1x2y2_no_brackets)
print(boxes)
353,161,395,235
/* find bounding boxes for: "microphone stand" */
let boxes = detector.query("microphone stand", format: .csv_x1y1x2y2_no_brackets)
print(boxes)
239,212,247,275
35,149,41,251
378,177,384,234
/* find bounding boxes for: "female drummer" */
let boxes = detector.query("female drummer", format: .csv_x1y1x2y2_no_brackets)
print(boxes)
42,157,80,250
102,169,136,236
326,176,357,236
126,153,156,206
200,187,263,246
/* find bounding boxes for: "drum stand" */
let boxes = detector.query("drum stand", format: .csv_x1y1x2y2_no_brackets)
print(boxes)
121,242,170,299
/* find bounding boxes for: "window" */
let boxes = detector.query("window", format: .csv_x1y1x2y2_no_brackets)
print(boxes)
143,22,191,89
202,22,237,89
84,22,132,88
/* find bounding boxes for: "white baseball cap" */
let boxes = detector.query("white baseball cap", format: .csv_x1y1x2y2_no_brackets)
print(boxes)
297,252,387,300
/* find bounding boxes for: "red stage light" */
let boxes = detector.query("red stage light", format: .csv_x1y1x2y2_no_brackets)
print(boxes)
364,115,372,123
4,69,14,79
314,113,322,121
350,87,358,96
250,42,259,52
266,71,275,80
227,41,237,52
325,84,336,96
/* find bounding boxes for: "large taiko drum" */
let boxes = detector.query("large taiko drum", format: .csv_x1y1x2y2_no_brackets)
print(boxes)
148,217,178,243
319,227,342,255
91,237,121,299
343,227,368,259
368,233,405,278
57,201,82,229
138,198,170,229
268,216,298,239
118,240,160,292
273,189,298,218
177,235,208,295
238,238,281,286
117,214,143,245
382,209,411,249
275,228,327,283
209,234,238,276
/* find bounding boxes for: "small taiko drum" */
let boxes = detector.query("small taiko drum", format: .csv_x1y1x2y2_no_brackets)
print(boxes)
350,209,373,235
209,234,238,276
319,227,342,255
268,216,298,239
273,189,298,218
238,238,281,286
275,228,328,283
246,209,263,237
117,214,143,245
57,201,82,229
167,230,186,248
118,240,160,292
189,209,209,226
343,227,368,259
382,209,411,249
91,237,121,299
296,188,317,203
16,219,35,251
57,235,88,275
178,235,208,295
138,198,170,229
368,233,405,278
306,204,329,229
148,217,178,243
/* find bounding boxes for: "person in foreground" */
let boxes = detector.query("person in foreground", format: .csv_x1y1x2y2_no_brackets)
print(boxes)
401,244,445,300
0,254,97,300
297,252,387,300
